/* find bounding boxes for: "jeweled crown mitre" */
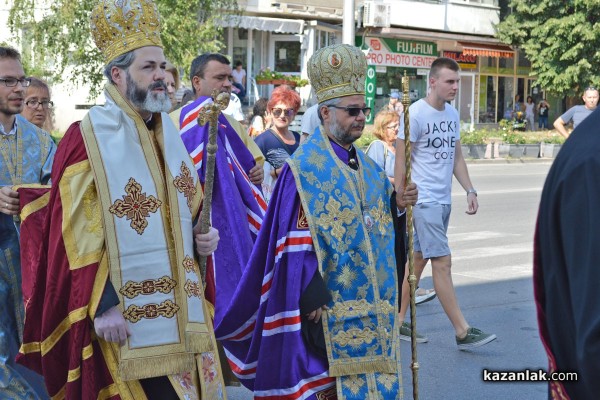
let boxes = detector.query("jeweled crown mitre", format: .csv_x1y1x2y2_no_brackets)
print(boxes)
91,0,163,63
307,44,367,103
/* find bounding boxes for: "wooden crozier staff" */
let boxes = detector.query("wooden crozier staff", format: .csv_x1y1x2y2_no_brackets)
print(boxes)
196,90,230,285
402,71,420,400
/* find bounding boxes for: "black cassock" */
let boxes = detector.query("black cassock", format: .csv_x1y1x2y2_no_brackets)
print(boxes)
534,107,600,399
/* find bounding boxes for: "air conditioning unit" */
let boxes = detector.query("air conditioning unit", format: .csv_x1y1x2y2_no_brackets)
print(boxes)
363,1,391,28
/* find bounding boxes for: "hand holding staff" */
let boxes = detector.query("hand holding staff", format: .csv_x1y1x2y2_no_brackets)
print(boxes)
196,90,230,286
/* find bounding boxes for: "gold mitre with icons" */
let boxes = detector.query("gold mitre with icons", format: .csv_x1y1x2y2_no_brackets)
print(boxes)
91,0,163,63
307,44,368,103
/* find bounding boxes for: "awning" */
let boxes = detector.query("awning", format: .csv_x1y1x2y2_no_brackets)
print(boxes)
458,41,514,58
217,15,305,34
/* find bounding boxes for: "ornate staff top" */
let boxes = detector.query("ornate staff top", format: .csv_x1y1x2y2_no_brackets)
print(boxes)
197,90,230,126
401,71,411,110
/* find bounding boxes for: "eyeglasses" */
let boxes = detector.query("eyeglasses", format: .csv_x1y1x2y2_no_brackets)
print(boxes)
585,86,597,92
328,105,371,118
386,124,399,130
0,77,31,87
272,108,295,118
25,100,54,109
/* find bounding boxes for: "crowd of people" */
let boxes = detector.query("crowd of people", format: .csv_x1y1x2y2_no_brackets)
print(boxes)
2,0,596,398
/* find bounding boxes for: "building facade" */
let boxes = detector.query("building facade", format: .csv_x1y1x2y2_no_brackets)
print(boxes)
1,0,546,131
226,0,542,128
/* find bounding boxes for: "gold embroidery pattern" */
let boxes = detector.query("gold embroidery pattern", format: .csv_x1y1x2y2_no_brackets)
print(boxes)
83,183,102,236
369,197,393,236
377,373,397,392
330,299,371,319
109,177,162,235
307,152,327,172
336,264,357,291
315,386,337,400
332,327,377,348
344,375,366,396
119,276,177,299
123,299,180,323
184,280,202,298
316,197,355,241
378,300,395,316
182,256,195,273
297,204,309,229
173,162,197,212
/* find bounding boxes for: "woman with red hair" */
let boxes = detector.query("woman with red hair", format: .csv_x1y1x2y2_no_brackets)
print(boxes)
255,86,301,177
254,86,301,202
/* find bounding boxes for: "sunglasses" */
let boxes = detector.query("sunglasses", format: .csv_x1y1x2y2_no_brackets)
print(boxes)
328,105,372,118
585,86,597,92
272,108,295,118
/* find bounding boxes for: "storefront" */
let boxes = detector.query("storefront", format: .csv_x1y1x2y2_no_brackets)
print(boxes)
219,16,342,104
358,36,437,123
475,49,539,126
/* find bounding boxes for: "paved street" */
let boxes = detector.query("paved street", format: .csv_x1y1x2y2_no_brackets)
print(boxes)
229,161,553,400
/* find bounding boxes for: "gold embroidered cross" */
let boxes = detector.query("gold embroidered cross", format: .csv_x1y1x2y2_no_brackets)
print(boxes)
316,197,356,241
119,276,177,299
173,162,197,212
184,280,202,298
123,299,180,323
109,177,162,235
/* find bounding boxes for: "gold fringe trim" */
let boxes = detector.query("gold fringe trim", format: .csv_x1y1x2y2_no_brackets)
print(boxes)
185,331,214,353
328,359,397,377
119,354,195,381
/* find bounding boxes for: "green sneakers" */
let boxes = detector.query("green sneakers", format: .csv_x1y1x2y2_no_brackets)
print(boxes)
456,327,497,350
399,322,428,343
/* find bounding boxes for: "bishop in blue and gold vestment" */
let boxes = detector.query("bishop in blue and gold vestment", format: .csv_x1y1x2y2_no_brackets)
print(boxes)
216,44,418,399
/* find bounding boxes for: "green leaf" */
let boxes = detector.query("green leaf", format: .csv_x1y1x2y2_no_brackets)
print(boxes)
8,0,239,99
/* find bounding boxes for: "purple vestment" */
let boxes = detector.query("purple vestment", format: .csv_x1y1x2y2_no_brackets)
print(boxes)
179,97,267,320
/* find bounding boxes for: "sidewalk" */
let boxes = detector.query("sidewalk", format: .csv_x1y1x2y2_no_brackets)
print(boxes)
466,157,554,164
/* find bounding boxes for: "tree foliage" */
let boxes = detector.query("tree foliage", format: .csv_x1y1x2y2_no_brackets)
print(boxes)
8,0,238,98
497,0,600,97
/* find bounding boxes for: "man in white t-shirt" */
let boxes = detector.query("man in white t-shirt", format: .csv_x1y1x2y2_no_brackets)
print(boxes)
300,103,320,142
395,57,496,350
223,91,245,122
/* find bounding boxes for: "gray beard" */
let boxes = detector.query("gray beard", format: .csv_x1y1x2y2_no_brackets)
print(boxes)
328,112,359,146
125,72,172,114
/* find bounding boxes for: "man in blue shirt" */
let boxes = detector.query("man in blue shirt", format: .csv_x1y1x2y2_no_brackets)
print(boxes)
553,86,599,138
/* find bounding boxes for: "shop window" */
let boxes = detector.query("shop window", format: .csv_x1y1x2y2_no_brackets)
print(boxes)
479,56,497,74
498,57,514,75
499,76,514,121
478,75,496,123
232,28,248,69
517,49,531,75
275,41,301,73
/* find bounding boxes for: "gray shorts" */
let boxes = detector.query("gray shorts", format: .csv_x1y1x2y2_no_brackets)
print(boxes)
413,202,451,259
